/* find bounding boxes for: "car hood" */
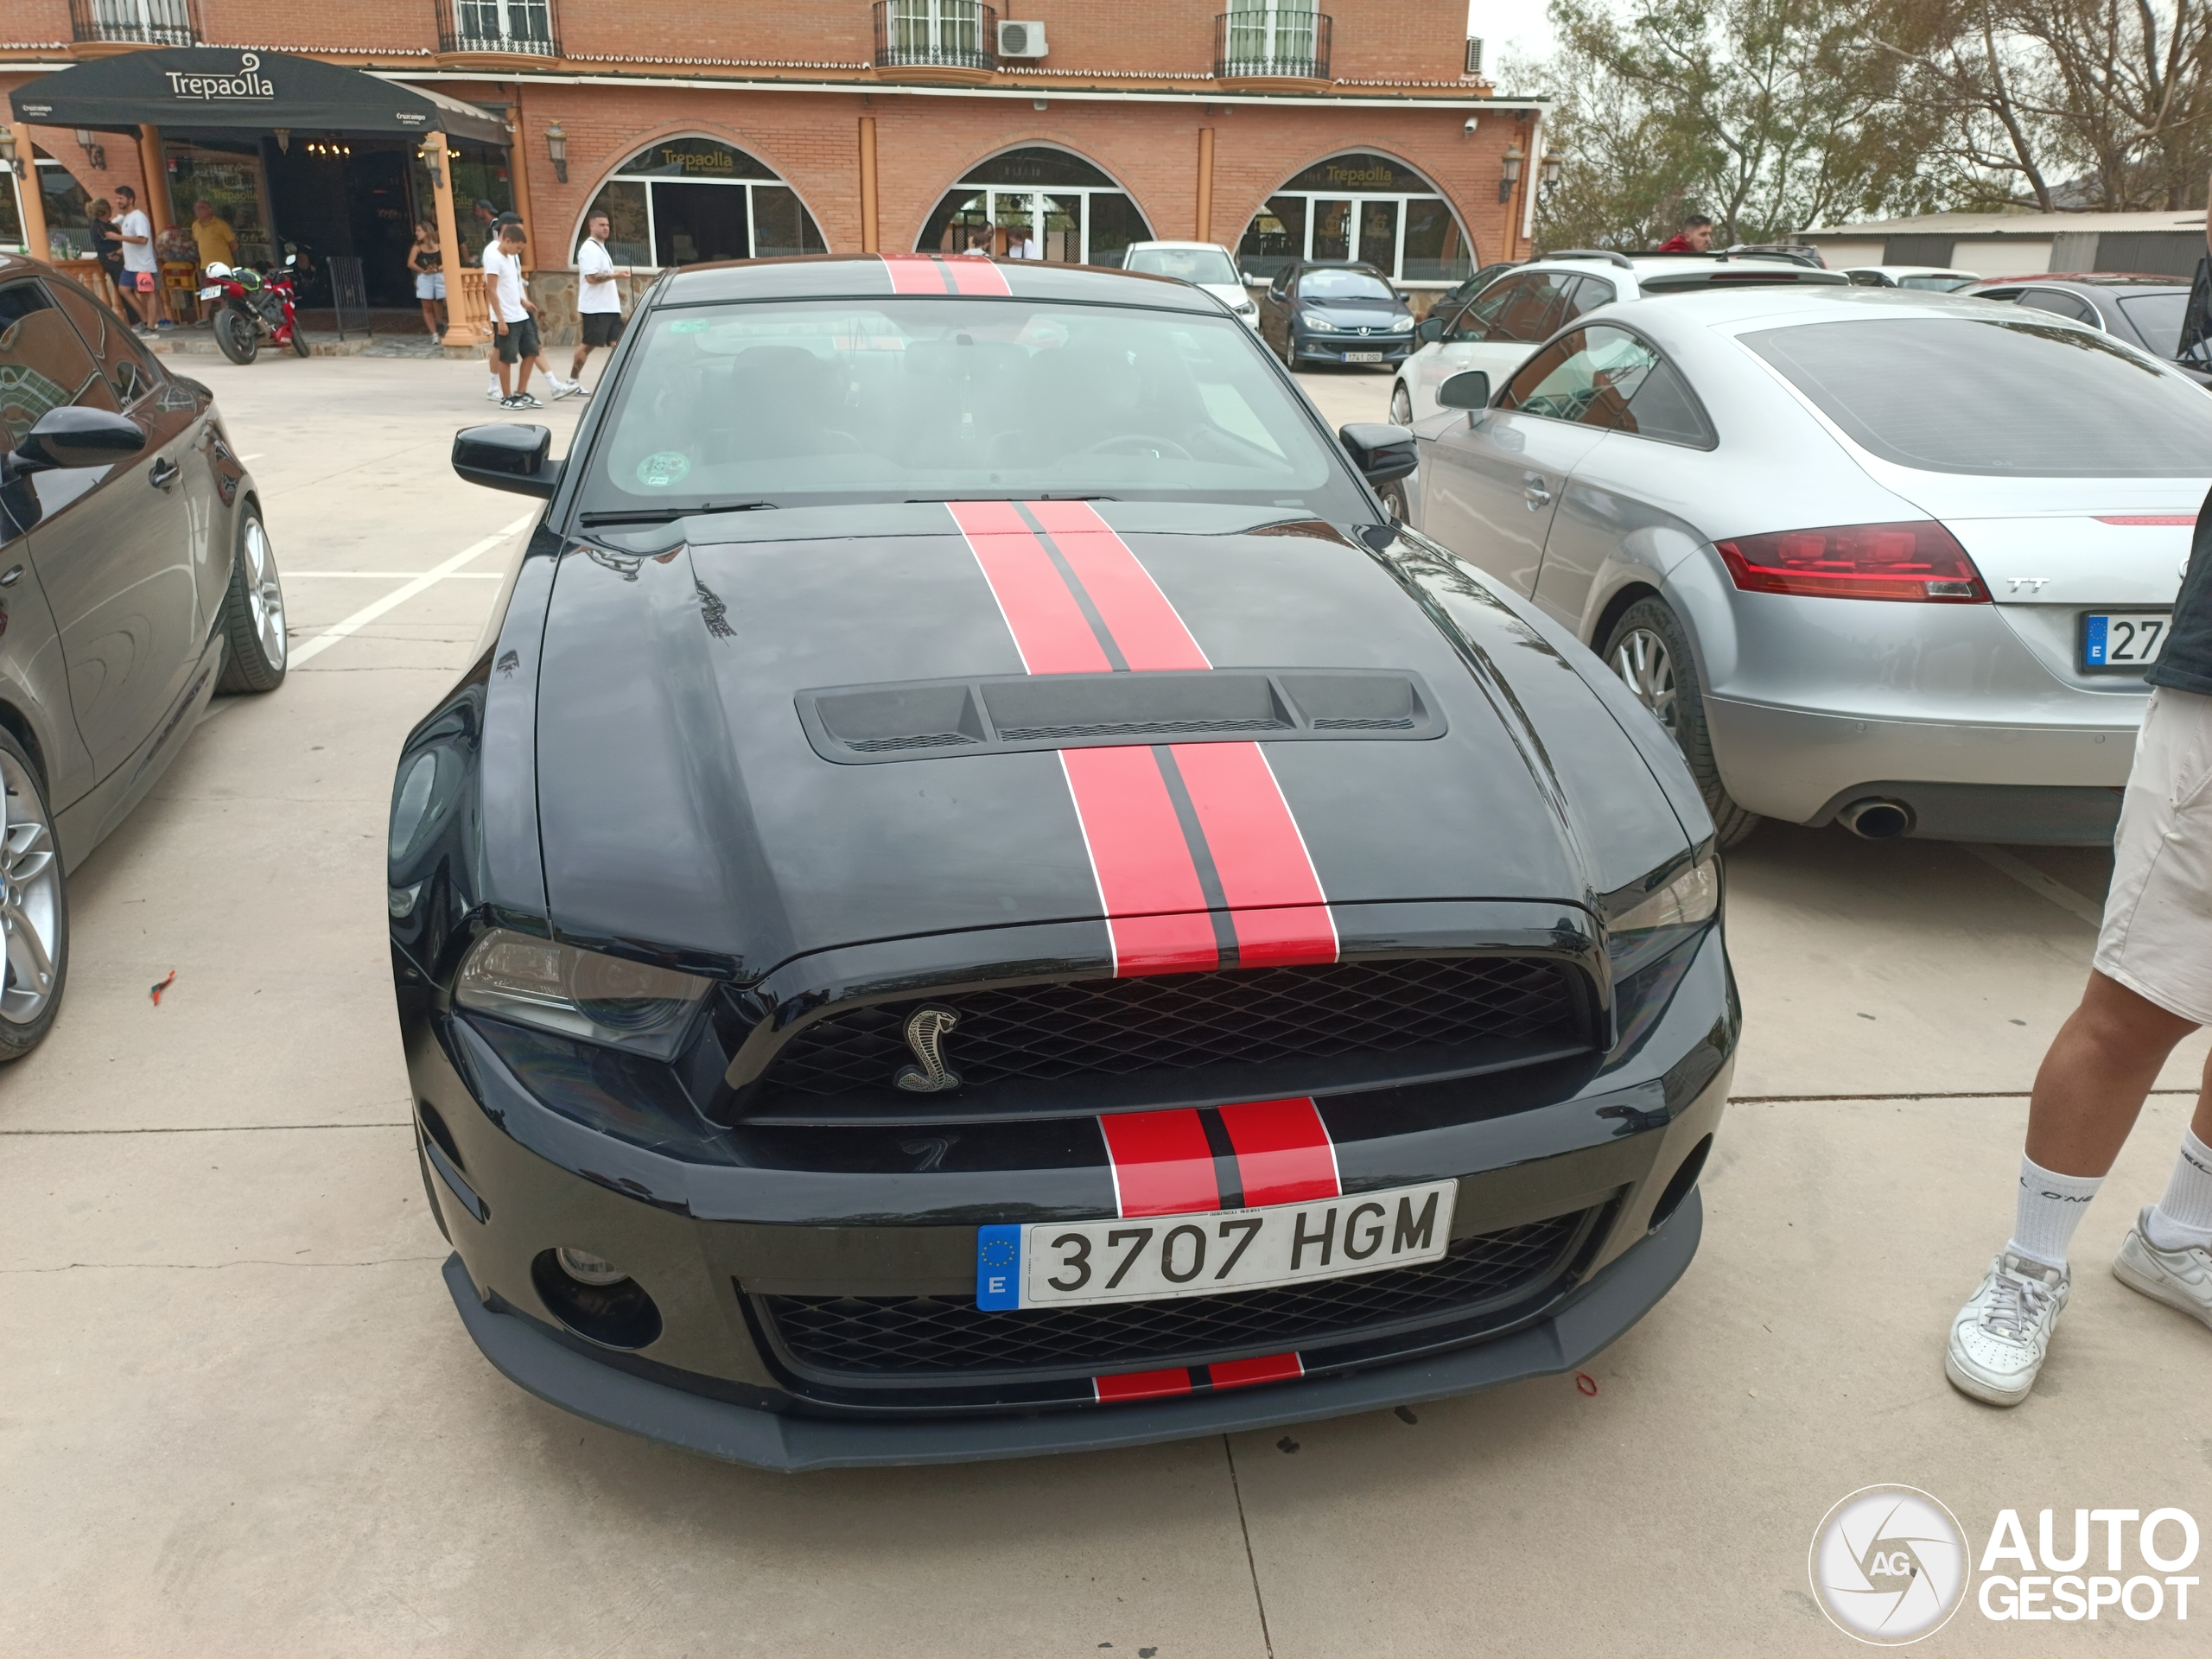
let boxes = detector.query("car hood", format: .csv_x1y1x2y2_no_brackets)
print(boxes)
1300,302,1408,326
531,503,1692,977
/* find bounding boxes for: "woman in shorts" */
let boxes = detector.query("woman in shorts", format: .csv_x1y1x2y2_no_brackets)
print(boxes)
409,220,445,337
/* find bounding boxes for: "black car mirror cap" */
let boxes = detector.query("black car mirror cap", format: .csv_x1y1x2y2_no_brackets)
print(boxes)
1339,421,1418,486
1414,316,1445,346
1438,369,1492,410
3,405,147,476
453,422,561,497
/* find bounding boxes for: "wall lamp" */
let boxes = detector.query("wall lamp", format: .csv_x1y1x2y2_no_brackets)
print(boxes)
545,122,567,184
1499,143,1522,203
416,134,446,189
1540,152,1562,191
75,128,105,170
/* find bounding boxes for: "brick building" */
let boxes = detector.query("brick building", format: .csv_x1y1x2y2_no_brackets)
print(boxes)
3,1,1544,327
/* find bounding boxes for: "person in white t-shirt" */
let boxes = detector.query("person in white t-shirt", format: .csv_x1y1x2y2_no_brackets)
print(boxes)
112,184,168,331
482,223,578,409
567,211,628,393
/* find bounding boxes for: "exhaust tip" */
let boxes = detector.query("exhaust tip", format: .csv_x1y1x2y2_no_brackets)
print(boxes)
1838,797,1915,840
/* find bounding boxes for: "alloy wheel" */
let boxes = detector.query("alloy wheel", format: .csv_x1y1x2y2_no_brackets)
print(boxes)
1390,384,1412,426
1611,626,1680,738
0,749,61,1026
242,516,287,671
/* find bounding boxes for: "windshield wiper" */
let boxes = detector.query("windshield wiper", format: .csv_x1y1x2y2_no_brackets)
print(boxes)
578,500,774,527
900,493,1117,504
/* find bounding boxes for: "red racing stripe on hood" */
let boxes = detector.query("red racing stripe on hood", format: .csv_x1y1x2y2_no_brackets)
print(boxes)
1166,742,1337,967
1026,499,1210,671
949,500,1111,673
1060,747,1218,975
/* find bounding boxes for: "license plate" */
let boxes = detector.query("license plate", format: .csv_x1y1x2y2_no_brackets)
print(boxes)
197,285,221,299
2082,612,2170,668
1344,350,1384,363
976,1179,1457,1311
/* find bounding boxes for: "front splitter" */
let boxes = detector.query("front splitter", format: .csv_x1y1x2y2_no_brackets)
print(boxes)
444,1189,1702,1472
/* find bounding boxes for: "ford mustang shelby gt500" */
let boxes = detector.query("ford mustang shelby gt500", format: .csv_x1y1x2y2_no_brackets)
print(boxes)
391,254,1735,1470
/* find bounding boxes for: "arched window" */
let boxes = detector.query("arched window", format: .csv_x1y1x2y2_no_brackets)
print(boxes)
580,138,825,268
1237,152,1472,287
918,147,1154,267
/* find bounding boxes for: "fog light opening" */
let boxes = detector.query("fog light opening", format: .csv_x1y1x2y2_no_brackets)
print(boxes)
1837,798,1915,840
1649,1134,1713,1233
556,1246,628,1286
531,1248,664,1349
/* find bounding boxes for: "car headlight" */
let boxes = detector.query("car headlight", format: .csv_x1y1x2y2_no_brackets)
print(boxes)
454,928,713,1060
1300,311,1339,333
1235,300,1258,315
1605,854,1720,976
1388,315,1414,332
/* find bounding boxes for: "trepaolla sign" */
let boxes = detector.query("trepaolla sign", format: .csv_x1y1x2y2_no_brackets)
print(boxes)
164,52,274,103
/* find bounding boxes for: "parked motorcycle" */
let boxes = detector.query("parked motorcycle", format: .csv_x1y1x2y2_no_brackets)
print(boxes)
200,252,308,365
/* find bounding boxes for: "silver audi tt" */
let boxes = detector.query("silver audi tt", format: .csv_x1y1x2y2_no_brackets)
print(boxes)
1402,284,2212,844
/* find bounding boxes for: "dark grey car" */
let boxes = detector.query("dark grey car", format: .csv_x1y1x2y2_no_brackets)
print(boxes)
1962,274,2208,385
0,253,287,1060
1255,259,1415,370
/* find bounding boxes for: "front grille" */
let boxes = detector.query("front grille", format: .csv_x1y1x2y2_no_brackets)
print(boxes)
753,956,1585,1101
760,1211,1585,1378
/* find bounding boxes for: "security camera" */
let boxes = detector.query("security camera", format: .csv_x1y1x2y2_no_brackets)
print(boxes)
1464,116,1478,135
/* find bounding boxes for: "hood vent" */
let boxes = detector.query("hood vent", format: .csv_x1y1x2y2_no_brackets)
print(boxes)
798,669,1444,765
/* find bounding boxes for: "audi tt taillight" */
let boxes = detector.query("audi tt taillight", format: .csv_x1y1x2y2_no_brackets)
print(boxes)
1715,521,1989,603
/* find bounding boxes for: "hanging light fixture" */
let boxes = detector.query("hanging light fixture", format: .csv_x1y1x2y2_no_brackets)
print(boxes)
545,122,568,184
75,129,105,170
1499,144,1523,203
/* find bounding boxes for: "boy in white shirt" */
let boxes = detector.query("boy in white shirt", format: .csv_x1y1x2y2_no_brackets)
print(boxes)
483,224,578,408
567,212,626,393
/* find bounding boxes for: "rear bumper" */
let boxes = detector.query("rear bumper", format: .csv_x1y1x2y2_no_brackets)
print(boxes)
443,1187,1702,1471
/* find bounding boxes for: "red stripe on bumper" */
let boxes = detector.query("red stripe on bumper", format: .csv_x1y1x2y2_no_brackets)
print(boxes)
1217,1096,1339,1206
1027,499,1209,671
879,254,955,294
1208,1351,1306,1389
1166,742,1337,966
950,499,1111,675
1099,1107,1221,1217
1093,1366,1194,1402
1060,747,1217,975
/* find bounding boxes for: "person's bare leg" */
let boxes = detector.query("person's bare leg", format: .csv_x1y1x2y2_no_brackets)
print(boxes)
2024,970,2196,1176
569,342,590,380
513,352,534,398
420,299,439,335
496,349,512,399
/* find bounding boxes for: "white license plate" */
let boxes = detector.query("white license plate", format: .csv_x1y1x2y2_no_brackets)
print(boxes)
197,285,221,299
1344,350,1384,363
976,1179,1457,1310
2082,612,2169,667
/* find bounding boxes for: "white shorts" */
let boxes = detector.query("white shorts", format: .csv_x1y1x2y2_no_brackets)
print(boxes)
416,272,447,299
2095,686,2212,1024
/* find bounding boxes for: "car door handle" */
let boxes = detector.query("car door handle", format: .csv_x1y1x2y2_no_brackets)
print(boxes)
149,457,180,492
1522,476,1553,509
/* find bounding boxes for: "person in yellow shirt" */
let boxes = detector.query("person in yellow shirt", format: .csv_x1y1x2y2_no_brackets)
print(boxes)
189,200,237,273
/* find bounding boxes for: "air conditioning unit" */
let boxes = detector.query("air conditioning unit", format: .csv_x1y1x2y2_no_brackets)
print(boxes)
1465,37,1484,76
998,20,1049,58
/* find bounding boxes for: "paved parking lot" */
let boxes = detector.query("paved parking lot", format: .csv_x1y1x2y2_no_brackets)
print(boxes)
3,356,2208,1656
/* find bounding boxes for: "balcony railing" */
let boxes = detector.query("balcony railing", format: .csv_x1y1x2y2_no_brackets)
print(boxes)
436,0,561,58
1216,10,1331,80
874,0,997,73
71,0,201,47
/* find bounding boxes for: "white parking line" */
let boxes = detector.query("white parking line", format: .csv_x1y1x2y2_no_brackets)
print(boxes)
1960,843,2106,927
285,570,505,579
286,513,534,668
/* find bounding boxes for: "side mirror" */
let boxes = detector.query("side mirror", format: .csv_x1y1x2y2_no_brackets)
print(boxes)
1414,316,1445,346
3,405,147,477
1339,422,1417,487
1438,370,1491,410
453,423,559,497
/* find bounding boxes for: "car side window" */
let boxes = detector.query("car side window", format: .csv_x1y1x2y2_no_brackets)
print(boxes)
1563,276,1618,319
1974,288,2024,303
0,281,119,449
42,276,160,406
1445,274,1528,342
2019,289,2100,327
1497,324,1716,448
1269,267,1293,301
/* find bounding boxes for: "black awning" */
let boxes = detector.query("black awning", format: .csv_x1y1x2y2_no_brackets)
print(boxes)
8,48,509,147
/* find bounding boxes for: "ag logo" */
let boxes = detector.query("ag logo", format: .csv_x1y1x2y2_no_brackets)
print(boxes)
1809,1485,1968,1645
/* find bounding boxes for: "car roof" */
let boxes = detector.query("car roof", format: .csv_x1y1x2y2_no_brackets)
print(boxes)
1604,283,2080,335
653,252,1221,312
1123,240,1231,252
1967,273,2186,289
1843,265,1975,277
1524,252,1848,289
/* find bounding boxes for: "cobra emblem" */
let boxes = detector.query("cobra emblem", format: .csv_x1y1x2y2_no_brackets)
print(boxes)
893,1005,963,1093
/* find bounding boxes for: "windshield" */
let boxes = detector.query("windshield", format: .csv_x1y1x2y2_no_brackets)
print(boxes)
1743,315,2212,476
580,298,1360,515
1300,269,1396,303
1125,247,1241,286
2118,291,2190,356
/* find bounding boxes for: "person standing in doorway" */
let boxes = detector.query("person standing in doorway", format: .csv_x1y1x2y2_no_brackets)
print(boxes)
113,185,168,333
409,219,445,338
1655,213,1714,254
568,211,626,394
188,200,236,275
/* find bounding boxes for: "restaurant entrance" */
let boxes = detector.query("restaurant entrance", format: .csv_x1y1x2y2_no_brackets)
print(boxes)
262,140,420,307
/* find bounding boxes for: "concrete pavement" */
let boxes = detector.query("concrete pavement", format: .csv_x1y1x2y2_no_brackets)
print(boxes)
2,355,2206,1656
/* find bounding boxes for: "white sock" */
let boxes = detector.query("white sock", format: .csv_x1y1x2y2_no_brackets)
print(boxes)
2007,1154,2101,1269
2145,1128,2212,1251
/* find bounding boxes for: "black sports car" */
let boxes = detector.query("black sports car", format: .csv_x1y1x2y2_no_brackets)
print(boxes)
392,253,1735,1470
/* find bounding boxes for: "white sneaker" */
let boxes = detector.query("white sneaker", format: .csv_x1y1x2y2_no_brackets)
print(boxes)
486,380,502,401
1946,1250,2069,1406
2113,1206,2212,1332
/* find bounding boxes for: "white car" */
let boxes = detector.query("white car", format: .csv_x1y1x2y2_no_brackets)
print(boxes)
1119,240,1260,327
1840,265,1980,293
1389,251,1847,425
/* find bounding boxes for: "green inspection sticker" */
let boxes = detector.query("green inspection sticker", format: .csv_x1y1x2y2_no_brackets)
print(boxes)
636,451,691,488
669,318,711,334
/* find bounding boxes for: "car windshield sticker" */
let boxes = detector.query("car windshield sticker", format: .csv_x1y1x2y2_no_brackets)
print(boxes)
668,318,710,334
637,451,690,488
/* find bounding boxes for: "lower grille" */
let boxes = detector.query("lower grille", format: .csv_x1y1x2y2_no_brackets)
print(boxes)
751,956,1588,1103
759,1211,1586,1379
